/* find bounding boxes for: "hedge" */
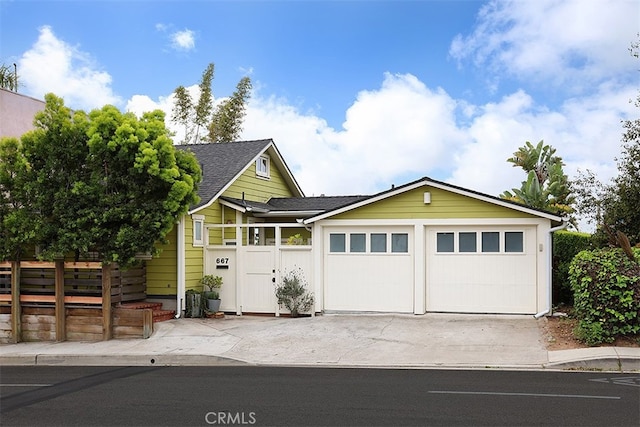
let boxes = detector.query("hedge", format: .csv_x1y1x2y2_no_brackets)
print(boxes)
569,248,640,346
552,231,593,305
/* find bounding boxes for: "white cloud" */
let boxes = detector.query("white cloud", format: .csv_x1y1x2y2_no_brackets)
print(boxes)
170,29,196,51
126,69,634,211
450,0,638,91
449,84,637,199
18,26,121,111
242,73,467,196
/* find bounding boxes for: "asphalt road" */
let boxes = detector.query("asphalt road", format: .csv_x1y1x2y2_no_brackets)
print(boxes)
0,366,638,426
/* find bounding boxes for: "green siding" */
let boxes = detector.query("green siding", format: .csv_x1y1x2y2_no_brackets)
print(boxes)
223,160,295,202
332,186,537,220
148,154,301,296
146,226,178,296
185,204,219,292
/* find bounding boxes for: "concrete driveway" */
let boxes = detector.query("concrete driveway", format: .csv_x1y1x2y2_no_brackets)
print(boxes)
203,313,548,368
0,313,549,368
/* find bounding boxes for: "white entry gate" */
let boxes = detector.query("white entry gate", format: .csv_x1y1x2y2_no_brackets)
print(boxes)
205,224,313,315
242,246,276,313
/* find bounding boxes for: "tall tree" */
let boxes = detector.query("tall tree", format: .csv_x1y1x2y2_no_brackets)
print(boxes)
171,63,251,144
604,96,640,244
573,37,640,244
7,93,202,266
0,63,17,91
171,63,214,144
500,140,574,218
208,76,252,143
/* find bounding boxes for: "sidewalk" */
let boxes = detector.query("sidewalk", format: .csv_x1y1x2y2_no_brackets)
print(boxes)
1,313,639,371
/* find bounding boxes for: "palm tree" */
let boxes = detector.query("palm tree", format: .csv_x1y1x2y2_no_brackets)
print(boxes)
501,140,574,218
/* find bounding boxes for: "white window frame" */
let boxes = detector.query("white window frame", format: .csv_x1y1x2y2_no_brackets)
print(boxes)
192,214,205,247
256,154,270,178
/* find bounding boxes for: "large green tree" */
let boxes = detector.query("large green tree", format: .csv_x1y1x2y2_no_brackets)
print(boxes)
0,93,202,266
500,140,574,218
0,137,31,260
171,63,251,144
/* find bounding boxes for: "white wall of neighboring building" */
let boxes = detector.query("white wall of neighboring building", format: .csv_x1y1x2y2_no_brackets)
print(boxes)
0,89,45,138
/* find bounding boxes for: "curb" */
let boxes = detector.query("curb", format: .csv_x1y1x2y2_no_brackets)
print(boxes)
544,357,640,372
0,354,250,367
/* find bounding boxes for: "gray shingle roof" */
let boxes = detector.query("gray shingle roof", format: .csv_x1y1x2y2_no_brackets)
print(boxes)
267,196,370,212
219,195,371,215
176,139,273,210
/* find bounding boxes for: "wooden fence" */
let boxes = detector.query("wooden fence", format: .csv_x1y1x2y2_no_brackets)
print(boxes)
0,261,152,343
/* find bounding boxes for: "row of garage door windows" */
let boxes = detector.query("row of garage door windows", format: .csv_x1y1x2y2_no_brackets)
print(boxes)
328,231,525,254
437,231,524,253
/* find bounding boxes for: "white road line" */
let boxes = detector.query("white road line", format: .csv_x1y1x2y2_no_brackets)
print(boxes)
0,384,53,387
428,391,621,400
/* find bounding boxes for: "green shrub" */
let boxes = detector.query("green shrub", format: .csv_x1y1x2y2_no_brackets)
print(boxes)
275,268,314,317
569,248,640,345
553,231,593,305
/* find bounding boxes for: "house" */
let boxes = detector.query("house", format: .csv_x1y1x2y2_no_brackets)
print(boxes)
146,138,566,317
0,88,566,316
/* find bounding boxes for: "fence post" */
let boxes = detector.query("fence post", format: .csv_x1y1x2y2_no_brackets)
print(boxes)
101,263,112,340
10,261,21,343
54,260,66,342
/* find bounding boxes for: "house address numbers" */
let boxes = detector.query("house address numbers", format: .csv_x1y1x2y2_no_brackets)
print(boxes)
216,257,230,269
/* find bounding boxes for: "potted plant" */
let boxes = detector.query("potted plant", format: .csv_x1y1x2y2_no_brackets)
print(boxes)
200,275,223,313
275,268,314,317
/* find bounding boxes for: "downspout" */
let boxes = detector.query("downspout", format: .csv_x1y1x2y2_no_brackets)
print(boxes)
534,220,569,318
175,216,186,318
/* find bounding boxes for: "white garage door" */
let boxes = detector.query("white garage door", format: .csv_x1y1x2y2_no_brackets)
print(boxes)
426,226,537,314
324,227,414,313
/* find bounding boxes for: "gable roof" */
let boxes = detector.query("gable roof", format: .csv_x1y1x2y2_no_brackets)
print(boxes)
303,176,565,224
176,139,304,213
219,195,370,218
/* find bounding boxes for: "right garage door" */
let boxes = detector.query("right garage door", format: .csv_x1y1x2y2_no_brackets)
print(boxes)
426,226,537,314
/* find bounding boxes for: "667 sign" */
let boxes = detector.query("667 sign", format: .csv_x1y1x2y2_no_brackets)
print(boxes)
215,257,230,267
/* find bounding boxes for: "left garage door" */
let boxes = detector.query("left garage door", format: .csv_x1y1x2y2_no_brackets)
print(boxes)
426,226,538,314
324,227,414,313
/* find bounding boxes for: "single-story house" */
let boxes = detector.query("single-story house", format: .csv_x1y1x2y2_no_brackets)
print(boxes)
146,139,566,317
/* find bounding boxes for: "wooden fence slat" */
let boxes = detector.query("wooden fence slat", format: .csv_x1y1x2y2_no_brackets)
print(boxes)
20,261,56,269
101,264,112,340
11,261,20,343
63,261,102,269
55,260,65,341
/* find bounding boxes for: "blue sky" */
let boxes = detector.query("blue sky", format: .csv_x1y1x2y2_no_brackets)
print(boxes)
1,0,638,227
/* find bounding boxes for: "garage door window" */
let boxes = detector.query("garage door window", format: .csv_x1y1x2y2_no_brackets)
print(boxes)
436,232,455,252
482,232,500,252
505,232,524,252
350,233,366,253
459,232,477,252
391,233,409,253
330,234,346,252
371,233,387,253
